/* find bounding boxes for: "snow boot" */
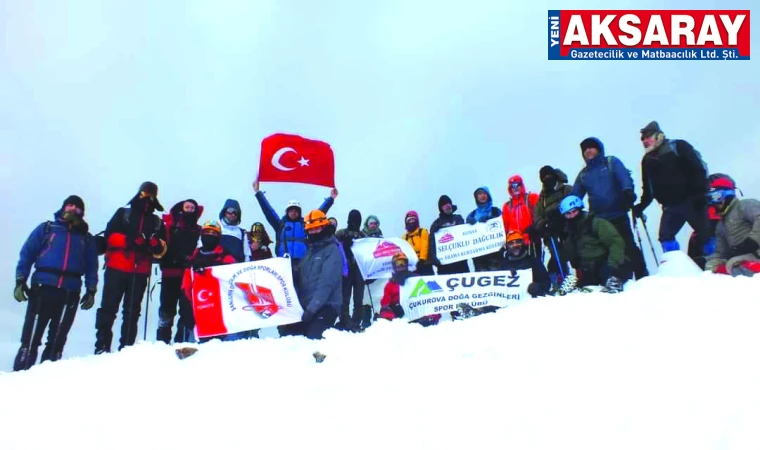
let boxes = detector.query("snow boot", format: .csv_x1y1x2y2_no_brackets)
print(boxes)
601,276,625,293
13,346,38,371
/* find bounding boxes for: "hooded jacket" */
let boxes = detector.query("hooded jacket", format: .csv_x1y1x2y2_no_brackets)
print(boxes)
160,200,204,277
402,210,430,262
255,191,334,259
466,186,502,224
104,197,167,275
362,215,384,238
429,195,468,268
534,168,573,233
16,209,99,292
563,211,625,269
218,199,251,263
707,198,760,267
502,175,539,241
335,209,366,264
571,137,636,220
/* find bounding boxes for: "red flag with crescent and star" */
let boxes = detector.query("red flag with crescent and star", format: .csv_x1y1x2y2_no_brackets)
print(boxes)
258,133,336,188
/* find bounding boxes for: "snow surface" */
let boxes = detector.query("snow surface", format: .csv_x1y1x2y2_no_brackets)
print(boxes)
1,252,759,450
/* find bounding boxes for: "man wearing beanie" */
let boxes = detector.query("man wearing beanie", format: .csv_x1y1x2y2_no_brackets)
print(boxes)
94,181,167,354
429,195,470,275
532,166,573,284
571,137,649,280
633,121,714,263
13,195,99,370
335,209,367,331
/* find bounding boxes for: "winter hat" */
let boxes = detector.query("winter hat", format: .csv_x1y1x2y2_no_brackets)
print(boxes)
347,209,362,229
438,195,457,214
136,181,164,211
539,166,556,180
62,195,85,214
405,211,419,223
640,121,662,137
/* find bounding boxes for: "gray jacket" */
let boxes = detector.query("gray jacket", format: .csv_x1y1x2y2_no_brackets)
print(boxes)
706,198,760,270
296,237,343,314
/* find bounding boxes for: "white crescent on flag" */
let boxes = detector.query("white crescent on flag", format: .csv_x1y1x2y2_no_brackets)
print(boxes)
272,147,298,171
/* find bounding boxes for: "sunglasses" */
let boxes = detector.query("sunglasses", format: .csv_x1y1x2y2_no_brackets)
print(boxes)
225,209,239,215
510,182,522,189
139,191,156,199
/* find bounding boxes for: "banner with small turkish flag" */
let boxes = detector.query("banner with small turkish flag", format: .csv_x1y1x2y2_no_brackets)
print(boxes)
188,257,303,339
258,133,336,188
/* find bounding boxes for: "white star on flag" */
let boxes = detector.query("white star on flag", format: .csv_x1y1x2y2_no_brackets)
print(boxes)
298,156,310,167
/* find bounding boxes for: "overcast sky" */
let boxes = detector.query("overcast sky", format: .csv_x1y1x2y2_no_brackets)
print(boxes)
1,0,757,364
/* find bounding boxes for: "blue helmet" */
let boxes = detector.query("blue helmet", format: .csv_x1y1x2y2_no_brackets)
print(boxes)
559,195,584,214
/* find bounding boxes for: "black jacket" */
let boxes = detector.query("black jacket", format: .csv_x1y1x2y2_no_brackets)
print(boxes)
640,139,707,208
502,251,551,292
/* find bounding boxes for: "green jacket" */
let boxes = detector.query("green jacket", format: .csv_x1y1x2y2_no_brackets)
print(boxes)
563,212,625,268
534,168,573,230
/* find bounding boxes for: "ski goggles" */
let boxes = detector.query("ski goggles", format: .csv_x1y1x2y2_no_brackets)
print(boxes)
706,188,734,205
392,259,408,270
139,191,156,199
509,182,522,190
225,208,239,216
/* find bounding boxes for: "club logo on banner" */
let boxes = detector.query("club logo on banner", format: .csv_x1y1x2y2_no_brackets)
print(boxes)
190,257,303,339
433,218,506,265
399,270,530,321
548,10,750,60
351,238,418,279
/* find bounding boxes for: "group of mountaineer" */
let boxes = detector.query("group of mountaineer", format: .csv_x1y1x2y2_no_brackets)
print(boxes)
11,120,760,372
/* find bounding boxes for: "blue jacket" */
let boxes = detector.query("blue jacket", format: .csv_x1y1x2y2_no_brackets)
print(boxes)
16,212,99,292
254,192,334,259
466,186,501,224
571,137,635,220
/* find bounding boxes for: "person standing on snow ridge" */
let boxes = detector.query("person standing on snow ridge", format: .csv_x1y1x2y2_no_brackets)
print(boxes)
571,137,648,281
429,195,470,275
182,220,240,342
402,210,434,276
335,210,367,331
13,195,99,371
704,176,760,277
157,199,203,345
502,175,541,258
248,222,273,261
466,186,503,272
558,195,629,293
501,231,551,298
218,199,251,263
532,166,572,285
278,210,343,340
362,215,383,238
378,251,441,327
95,182,167,354
632,121,714,262
252,177,337,279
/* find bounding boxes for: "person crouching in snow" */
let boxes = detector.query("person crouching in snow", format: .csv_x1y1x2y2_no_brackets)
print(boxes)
278,210,342,340
502,231,551,298
704,176,760,277
559,195,629,293
379,252,441,327
248,222,273,261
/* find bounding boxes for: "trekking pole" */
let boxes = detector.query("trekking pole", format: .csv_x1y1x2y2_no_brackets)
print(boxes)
637,214,660,267
630,211,649,266
143,264,156,340
549,237,565,279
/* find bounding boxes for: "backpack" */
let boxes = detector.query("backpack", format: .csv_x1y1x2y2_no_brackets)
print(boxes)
668,140,709,175
42,220,94,252
579,156,633,190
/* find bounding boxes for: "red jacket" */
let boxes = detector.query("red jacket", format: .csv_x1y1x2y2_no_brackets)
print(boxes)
104,206,167,275
181,245,237,300
502,175,539,243
105,233,167,275
379,274,441,322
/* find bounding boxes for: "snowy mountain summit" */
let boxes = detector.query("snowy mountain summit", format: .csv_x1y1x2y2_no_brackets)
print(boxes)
1,251,759,450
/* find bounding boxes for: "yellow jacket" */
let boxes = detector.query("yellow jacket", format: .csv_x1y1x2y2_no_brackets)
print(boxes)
403,227,430,262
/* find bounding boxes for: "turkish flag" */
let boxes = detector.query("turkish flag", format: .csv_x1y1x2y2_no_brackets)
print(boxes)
258,133,336,188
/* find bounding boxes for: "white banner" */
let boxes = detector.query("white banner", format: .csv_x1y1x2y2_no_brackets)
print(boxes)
189,257,303,339
352,238,419,280
433,217,506,264
399,270,530,321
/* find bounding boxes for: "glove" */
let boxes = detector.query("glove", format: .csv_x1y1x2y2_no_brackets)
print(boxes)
692,195,706,211
149,235,163,254
80,287,96,310
621,190,636,210
390,303,405,318
133,234,147,248
302,309,315,323
729,238,759,259
478,216,489,223
14,278,29,302
632,204,645,219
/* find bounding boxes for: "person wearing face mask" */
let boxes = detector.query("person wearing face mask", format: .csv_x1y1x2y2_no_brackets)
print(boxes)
466,186,503,272
402,211,433,276
95,181,167,354
248,222,273,261
501,231,551,298
429,195,470,275
335,210,367,330
277,210,343,339
633,121,714,263
532,166,572,285
704,176,760,277
13,195,99,371
217,199,252,263
157,199,204,344
559,195,629,293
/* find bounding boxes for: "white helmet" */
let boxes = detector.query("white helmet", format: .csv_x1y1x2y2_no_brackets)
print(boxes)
286,200,302,213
